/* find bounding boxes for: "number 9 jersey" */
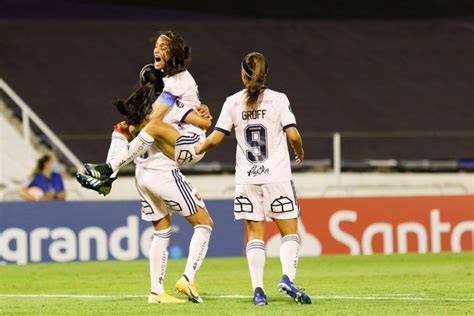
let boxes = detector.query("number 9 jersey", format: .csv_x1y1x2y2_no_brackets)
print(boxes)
215,88,297,185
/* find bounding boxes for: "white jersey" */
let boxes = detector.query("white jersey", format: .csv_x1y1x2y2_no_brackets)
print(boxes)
159,70,204,138
215,88,297,184
136,70,204,171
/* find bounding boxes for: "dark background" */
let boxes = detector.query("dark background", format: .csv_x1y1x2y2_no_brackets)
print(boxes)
1,0,473,164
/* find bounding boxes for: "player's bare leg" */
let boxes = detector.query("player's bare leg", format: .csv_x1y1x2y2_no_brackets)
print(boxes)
176,206,213,303
245,220,268,305
274,218,311,304
83,118,200,180
143,119,180,160
148,215,185,304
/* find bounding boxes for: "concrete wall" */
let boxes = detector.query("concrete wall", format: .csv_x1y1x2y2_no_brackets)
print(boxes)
58,172,474,201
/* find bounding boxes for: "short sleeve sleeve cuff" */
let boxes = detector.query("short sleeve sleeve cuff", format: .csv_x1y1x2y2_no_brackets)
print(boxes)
214,126,231,135
283,123,297,131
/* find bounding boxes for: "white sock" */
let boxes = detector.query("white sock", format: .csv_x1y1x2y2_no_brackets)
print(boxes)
109,130,154,172
183,225,212,283
106,131,128,178
149,227,171,294
280,234,300,281
246,239,265,291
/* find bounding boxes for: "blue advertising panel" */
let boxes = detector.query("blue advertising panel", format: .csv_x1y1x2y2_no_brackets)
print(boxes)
0,200,243,264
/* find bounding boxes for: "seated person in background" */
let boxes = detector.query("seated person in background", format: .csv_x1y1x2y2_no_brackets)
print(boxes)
20,154,65,201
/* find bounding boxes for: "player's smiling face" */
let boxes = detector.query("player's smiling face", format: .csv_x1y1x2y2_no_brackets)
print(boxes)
154,36,171,70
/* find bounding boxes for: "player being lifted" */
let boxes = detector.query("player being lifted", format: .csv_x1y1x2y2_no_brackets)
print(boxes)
195,52,311,305
83,31,205,181
77,34,214,303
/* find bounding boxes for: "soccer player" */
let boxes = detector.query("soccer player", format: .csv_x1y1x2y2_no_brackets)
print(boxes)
195,52,311,305
77,64,213,304
83,31,205,180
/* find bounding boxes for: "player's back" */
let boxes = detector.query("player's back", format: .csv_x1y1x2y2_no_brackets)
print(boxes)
218,88,296,184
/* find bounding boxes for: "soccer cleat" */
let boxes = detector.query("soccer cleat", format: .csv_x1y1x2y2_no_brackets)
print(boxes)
75,173,116,196
277,274,312,304
175,276,203,303
147,292,185,304
253,287,268,306
83,162,113,180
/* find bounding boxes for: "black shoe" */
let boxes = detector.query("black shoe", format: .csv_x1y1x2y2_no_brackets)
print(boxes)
83,163,113,180
76,173,116,196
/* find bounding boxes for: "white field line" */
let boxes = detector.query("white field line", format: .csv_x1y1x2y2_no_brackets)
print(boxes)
0,294,473,302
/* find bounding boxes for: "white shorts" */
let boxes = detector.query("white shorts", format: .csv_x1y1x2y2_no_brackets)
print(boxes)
135,165,206,222
174,133,205,165
233,180,300,222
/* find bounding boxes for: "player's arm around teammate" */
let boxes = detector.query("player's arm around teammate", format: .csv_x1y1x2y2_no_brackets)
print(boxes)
83,31,204,180
196,52,311,306
77,64,213,195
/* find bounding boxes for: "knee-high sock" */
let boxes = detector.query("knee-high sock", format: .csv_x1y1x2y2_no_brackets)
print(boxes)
109,130,154,172
149,228,171,294
280,234,300,281
106,131,128,177
183,225,212,283
246,239,265,290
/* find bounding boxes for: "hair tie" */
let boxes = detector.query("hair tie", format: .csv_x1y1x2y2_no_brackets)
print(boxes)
241,62,253,79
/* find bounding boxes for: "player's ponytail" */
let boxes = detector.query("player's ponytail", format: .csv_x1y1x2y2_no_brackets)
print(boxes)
139,64,164,93
242,52,268,111
113,64,164,125
113,83,155,125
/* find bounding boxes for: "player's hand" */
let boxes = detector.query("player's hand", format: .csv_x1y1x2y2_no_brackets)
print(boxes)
295,151,304,165
198,104,212,120
42,190,55,201
194,144,203,155
128,125,139,138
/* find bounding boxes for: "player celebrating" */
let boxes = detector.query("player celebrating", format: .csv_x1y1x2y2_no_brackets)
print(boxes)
195,52,311,305
83,30,205,181
77,64,213,304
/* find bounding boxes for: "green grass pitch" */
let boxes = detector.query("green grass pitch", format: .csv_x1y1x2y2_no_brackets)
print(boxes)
1,252,473,315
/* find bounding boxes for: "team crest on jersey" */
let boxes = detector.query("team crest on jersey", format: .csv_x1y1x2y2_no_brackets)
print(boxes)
176,100,185,108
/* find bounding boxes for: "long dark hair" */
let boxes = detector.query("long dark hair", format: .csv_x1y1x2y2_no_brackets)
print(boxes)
242,52,268,111
158,31,192,77
114,64,164,125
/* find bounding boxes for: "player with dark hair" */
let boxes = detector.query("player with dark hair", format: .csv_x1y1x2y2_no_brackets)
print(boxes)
195,52,311,305
77,63,213,304
83,31,206,181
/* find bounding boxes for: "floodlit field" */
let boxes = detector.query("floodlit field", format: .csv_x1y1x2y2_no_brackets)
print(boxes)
1,253,473,315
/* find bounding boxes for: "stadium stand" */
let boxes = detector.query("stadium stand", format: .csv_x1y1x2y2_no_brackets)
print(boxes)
0,1,472,167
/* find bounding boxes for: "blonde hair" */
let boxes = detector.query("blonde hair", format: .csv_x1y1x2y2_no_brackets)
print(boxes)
242,52,268,111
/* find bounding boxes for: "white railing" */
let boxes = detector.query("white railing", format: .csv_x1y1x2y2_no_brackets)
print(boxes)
0,78,83,172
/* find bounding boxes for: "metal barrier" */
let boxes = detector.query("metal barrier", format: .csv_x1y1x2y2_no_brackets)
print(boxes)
0,78,83,171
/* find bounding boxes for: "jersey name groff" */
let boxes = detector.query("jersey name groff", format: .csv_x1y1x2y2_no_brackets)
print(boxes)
242,109,267,120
